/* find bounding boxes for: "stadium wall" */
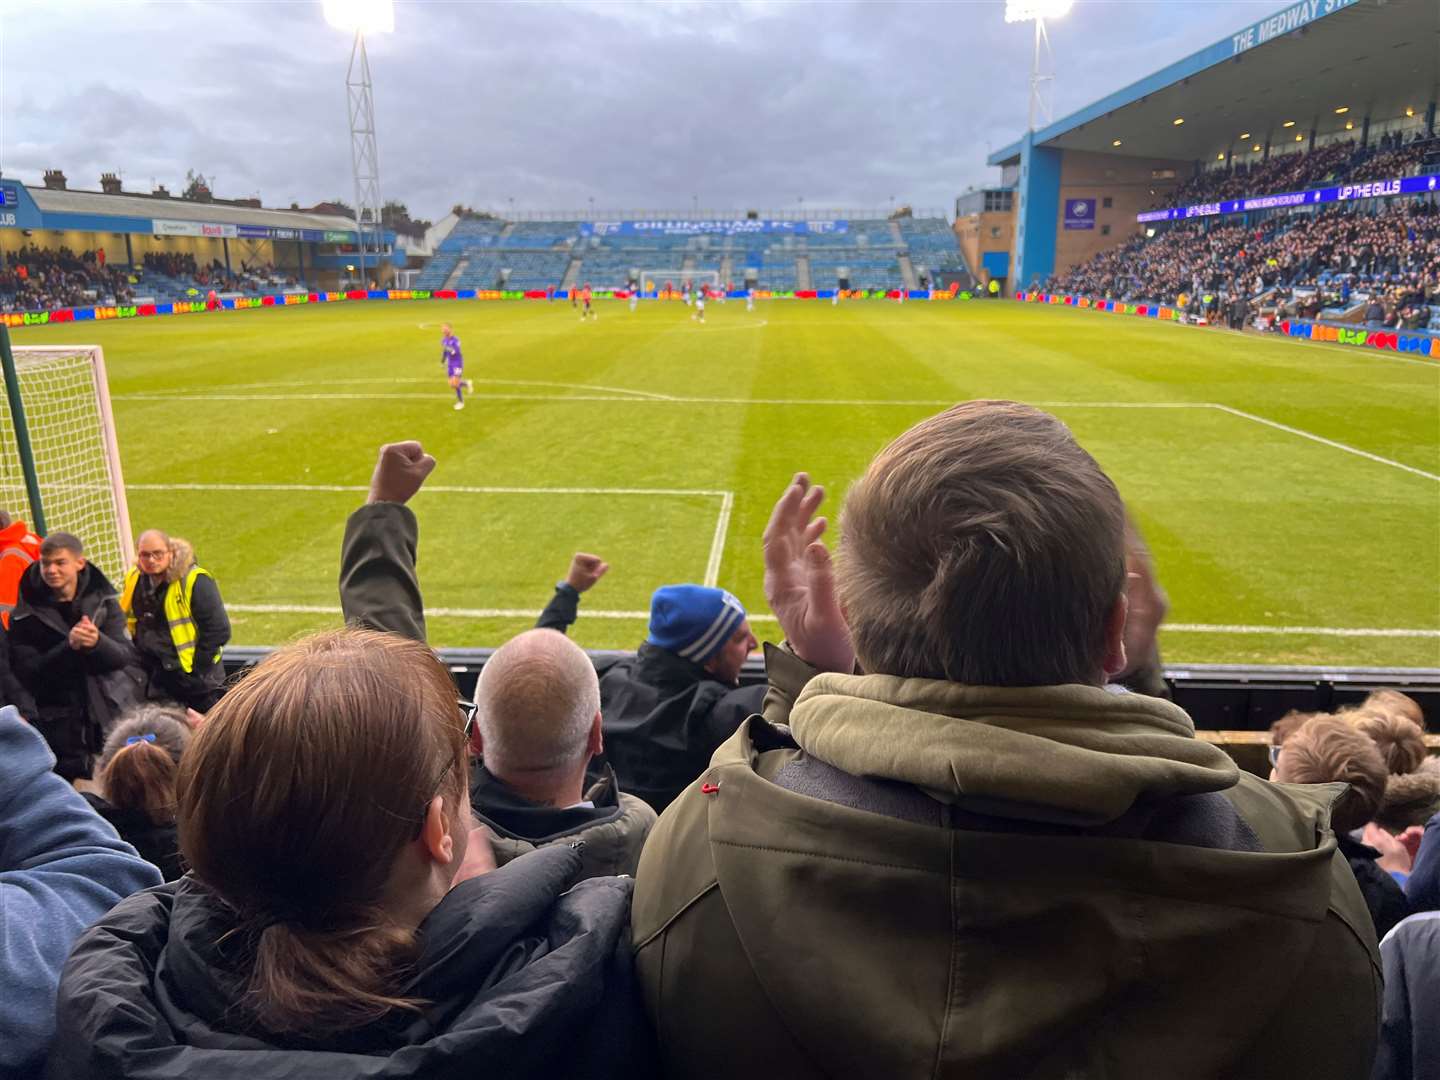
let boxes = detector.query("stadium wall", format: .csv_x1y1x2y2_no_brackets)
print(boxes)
954,212,1015,285
1053,151,1188,274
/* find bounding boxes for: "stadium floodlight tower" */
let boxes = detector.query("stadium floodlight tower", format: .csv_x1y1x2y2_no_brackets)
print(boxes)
1005,0,1073,131
322,0,394,287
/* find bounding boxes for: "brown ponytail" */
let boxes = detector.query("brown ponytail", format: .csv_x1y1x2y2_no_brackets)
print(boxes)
176,628,469,1039
102,738,179,825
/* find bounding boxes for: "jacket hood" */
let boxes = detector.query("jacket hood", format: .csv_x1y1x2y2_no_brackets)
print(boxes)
665,676,1376,1078
49,847,653,1079
1378,765,1440,830
471,761,624,843
787,673,1238,825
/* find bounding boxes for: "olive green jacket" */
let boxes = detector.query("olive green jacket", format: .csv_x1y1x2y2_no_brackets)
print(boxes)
632,647,1381,1080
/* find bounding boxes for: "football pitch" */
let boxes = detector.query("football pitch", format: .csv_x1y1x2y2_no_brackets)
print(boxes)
12,296,1440,668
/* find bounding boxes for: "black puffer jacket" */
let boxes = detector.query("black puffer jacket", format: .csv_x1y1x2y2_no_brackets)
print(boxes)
47,845,656,1079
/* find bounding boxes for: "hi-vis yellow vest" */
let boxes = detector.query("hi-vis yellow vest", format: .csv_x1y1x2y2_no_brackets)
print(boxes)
121,566,222,674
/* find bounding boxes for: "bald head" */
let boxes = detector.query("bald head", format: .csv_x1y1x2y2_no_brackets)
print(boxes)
475,629,600,775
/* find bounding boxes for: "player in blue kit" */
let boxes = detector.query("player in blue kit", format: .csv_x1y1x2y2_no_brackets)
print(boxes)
441,323,474,410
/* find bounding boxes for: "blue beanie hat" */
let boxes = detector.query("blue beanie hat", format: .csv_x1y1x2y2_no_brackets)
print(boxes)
647,585,747,664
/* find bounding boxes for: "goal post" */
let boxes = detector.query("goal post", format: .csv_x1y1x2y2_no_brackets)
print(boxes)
0,326,133,581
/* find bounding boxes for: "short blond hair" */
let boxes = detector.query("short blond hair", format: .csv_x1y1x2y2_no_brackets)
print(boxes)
837,400,1126,686
1277,716,1387,833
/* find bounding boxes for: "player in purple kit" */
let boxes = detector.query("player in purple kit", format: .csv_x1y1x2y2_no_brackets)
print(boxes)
440,323,474,411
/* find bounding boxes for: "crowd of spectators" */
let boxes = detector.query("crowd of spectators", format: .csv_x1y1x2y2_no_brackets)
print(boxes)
1,414,1438,1078
1158,131,1437,210
0,246,135,313
0,249,304,314
1051,197,1440,330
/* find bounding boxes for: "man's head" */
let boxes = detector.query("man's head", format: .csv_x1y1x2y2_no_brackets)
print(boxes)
0,508,11,530
440,323,452,337
473,629,602,796
39,532,86,600
647,585,754,687
836,400,1127,688
136,529,172,581
1275,715,1387,833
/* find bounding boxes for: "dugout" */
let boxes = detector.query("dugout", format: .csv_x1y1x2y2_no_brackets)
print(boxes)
983,0,1438,288
0,171,406,292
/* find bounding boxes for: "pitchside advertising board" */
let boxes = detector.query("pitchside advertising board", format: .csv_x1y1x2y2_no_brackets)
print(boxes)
582,220,850,237
151,219,352,243
1138,173,1440,224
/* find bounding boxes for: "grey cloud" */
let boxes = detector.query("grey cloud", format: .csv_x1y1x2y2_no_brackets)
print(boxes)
2,0,1281,220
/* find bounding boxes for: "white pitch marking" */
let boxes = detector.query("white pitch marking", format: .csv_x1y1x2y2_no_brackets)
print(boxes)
704,491,734,588
225,604,1436,637
114,392,1204,408
1209,404,1439,483
127,482,732,497
1162,623,1440,639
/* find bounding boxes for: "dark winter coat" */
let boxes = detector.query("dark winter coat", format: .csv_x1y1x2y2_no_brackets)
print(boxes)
1374,911,1440,1080
539,585,765,813
473,761,656,879
47,844,656,1080
81,792,183,882
1338,831,1412,941
9,562,143,777
1405,810,1440,913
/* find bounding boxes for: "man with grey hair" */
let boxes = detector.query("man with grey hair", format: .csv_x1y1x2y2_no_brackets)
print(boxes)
468,628,655,880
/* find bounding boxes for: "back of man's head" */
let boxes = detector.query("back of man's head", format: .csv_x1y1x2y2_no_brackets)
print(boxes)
475,629,600,776
836,400,1126,687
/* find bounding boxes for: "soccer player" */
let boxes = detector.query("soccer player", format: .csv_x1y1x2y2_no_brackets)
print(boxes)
629,281,639,313
693,284,707,324
580,282,596,321
682,281,691,306
440,323,473,410
745,284,755,312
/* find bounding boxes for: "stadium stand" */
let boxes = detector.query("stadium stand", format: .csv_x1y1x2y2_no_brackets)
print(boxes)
419,213,965,292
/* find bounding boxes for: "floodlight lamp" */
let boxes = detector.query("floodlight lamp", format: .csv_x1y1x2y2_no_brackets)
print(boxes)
322,0,394,34
1004,0,1073,23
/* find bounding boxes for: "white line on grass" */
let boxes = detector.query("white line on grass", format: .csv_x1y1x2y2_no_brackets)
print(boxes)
1209,404,1440,483
704,491,734,588
225,603,1437,638
181,377,677,400
115,391,1208,408
127,481,733,497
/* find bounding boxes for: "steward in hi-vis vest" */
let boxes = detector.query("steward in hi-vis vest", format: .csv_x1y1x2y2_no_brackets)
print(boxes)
120,531,231,713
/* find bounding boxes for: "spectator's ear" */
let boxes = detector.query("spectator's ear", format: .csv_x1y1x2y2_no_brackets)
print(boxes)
588,711,603,759
1102,593,1128,680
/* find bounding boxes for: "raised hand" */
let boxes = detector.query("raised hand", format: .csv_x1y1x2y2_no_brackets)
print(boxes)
367,441,437,506
762,472,854,674
565,553,610,593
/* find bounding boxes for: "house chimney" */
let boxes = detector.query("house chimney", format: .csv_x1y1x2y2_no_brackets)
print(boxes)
42,169,67,191
100,172,122,195
153,184,170,198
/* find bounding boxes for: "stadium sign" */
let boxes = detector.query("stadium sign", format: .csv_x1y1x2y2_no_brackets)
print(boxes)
1063,199,1095,230
1228,0,1359,57
582,220,849,237
1137,172,1440,223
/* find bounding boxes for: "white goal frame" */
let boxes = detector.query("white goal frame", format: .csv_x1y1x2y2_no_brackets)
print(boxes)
5,345,134,578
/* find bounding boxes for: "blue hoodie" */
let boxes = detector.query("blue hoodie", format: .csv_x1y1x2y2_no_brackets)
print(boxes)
0,706,160,1078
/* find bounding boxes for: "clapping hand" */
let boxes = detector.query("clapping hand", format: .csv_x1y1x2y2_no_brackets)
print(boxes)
67,616,100,651
762,472,855,674
367,441,437,506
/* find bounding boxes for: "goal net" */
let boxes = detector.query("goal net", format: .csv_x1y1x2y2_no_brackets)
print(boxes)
0,345,133,580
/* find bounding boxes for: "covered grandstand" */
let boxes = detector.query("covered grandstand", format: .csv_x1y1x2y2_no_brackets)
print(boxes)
0,173,404,312
417,208,970,294
978,0,1437,315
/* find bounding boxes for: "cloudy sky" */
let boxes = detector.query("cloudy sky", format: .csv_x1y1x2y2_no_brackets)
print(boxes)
0,0,1282,221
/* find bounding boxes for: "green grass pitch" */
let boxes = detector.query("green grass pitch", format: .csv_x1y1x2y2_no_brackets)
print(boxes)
12,296,1440,668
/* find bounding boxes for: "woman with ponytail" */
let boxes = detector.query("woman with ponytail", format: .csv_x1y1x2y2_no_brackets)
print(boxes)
48,628,655,1079
82,704,191,881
